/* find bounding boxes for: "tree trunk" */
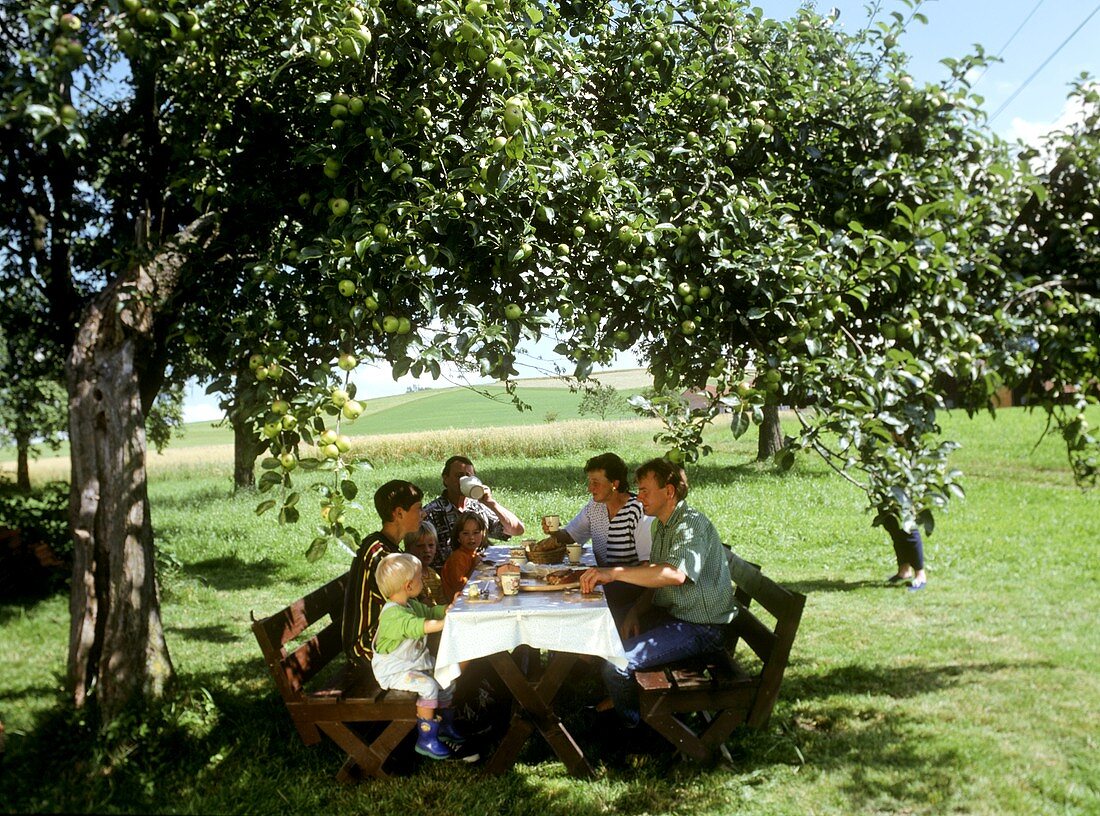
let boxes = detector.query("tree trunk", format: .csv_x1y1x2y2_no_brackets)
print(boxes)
65,214,214,724
66,282,173,722
232,415,261,491
757,403,784,461
16,436,30,491
231,364,262,491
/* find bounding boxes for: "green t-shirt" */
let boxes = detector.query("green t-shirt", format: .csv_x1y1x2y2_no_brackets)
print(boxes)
650,501,738,626
372,598,446,655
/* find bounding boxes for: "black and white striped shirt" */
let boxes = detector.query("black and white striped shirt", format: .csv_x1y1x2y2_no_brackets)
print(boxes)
563,496,652,566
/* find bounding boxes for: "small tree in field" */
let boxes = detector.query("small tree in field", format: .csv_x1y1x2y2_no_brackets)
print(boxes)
0,328,67,490
578,383,626,421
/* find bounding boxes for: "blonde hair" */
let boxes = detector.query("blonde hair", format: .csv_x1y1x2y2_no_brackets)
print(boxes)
403,519,438,550
376,553,423,598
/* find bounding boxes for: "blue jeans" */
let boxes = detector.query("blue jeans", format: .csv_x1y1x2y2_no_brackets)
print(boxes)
882,515,925,571
602,610,726,727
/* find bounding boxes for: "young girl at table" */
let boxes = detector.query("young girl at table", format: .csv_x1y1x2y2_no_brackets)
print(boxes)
404,520,446,606
441,510,485,600
372,552,468,760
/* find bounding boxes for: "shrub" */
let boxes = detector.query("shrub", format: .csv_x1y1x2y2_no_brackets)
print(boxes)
0,481,70,598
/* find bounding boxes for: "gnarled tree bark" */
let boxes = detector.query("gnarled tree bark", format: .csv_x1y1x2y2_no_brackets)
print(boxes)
66,214,215,723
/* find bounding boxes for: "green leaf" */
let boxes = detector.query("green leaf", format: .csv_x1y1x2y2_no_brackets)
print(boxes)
777,449,795,471
341,479,358,500
255,499,277,516
526,5,543,24
258,470,282,492
305,537,328,562
730,411,751,439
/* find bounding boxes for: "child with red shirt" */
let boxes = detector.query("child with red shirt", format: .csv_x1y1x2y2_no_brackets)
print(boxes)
441,511,486,600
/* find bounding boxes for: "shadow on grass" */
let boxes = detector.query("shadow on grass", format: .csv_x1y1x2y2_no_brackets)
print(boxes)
0,593,65,626
181,555,281,590
6,656,1038,815
167,623,241,644
785,578,883,594
781,660,1048,702
0,656,795,814
152,483,242,509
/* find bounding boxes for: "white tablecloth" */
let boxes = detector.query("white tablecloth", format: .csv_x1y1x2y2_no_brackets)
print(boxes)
434,545,629,686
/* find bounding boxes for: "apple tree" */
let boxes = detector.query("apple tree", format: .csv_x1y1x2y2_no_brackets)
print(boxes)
504,1,1098,535
236,0,647,556
996,79,1099,485
0,0,343,724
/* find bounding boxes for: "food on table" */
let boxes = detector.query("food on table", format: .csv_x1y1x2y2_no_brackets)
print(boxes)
545,568,587,586
496,563,521,576
530,538,564,553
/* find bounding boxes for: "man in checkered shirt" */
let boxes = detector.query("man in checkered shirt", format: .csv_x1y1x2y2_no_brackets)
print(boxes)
580,457,739,727
421,455,525,568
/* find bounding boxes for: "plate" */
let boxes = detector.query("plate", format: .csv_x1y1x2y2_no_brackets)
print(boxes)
562,590,604,602
518,579,579,591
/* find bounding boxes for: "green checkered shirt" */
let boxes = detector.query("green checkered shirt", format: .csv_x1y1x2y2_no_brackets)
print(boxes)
650,501,738,625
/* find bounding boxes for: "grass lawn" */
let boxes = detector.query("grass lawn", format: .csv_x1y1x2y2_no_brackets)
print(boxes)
1,407,1098,814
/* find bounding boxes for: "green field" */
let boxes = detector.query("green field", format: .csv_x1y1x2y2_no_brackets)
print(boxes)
0,378,646,469
1,406,1099,814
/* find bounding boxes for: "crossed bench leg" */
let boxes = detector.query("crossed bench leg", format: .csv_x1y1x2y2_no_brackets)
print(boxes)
317,720,418,782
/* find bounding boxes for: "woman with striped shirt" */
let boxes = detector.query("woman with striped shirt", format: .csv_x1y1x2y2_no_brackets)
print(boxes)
539,452,652,620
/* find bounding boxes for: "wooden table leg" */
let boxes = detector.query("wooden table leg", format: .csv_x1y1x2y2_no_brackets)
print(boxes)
485,711,535,774
484,651,594,778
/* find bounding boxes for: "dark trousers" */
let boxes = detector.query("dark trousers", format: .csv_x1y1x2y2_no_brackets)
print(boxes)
603,581,646,628
882,515,925,571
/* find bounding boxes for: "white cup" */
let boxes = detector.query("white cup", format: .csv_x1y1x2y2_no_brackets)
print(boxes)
542,514,561,532
501,573,520,595
566,544,583,564
459,475,487,500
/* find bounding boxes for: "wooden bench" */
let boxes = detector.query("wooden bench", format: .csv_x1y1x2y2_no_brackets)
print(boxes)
635,550,806,763
251,571,419,781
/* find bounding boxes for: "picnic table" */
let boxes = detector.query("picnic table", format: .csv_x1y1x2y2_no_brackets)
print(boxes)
435,544,627,777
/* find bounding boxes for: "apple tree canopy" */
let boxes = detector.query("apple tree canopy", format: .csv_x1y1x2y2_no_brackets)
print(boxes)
238,0,1096,550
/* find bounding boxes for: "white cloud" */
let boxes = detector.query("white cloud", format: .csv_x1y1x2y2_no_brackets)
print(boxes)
1005,89,1093,147
182,402,225,424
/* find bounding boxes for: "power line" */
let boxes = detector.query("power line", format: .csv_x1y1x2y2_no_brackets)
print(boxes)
971,0,1047,88
989,2,1100,124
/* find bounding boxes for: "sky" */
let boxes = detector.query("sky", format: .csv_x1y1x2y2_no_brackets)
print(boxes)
183,0,1100,422
756,0,1099,141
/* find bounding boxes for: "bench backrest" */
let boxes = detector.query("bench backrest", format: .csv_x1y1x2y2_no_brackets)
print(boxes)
251,571,348,703
725,549,806,727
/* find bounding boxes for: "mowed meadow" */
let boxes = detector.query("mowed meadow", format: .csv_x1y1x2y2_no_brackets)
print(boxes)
1,392,1098,815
